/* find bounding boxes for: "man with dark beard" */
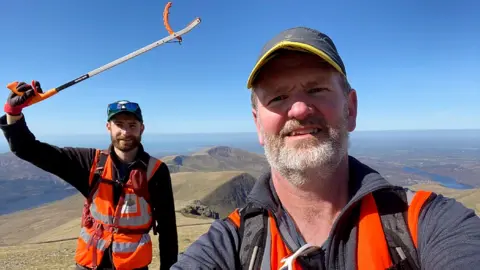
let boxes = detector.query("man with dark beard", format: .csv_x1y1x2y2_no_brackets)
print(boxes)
0,86,178,270
171,27,480,270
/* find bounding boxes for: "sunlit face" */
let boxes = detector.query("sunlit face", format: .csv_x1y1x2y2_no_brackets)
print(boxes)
106,113,144,152
252,51,358,186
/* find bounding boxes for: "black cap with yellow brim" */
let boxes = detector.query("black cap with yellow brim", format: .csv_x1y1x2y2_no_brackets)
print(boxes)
246,27,347,89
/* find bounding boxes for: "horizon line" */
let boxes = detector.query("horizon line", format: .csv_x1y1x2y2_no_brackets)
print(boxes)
32,128,480,136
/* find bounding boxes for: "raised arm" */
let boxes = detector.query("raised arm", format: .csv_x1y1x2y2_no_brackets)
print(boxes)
0,113,96,197
0,81,97,197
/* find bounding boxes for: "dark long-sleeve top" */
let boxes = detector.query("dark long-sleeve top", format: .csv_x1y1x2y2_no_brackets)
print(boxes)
0,114,178,269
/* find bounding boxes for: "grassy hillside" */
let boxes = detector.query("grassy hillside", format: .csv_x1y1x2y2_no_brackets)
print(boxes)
0,212,213,270
1,181,478,269
0,170,252,247
0,169,254,269
0,194,84,246
201,172,256,217
411,183,480,215
171,170,247,208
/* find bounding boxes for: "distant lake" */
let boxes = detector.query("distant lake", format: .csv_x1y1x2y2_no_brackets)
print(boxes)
403,167,473,189
0,180,80,215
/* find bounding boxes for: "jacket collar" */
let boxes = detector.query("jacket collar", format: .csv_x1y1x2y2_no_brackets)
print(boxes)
246,155,394,214
244,155,396,253
107,143,150,171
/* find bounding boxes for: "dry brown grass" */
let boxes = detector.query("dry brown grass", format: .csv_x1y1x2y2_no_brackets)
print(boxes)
0,171,245,247
1,172,479,269
0,212,213,270
411,183,480,215
0,194,84,246
171,170,246,208
0,170,245,269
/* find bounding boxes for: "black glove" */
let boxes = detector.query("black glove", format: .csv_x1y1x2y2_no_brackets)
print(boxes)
4,81,43,115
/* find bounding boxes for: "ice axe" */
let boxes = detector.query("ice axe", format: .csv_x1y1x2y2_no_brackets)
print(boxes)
6,1,201,107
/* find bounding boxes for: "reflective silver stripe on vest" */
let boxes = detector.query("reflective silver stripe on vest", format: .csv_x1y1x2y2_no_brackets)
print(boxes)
88,157,160,227
90,194,113,224
118,194,151,227
112,233,151,253
89,190,152,227
79,227,108,251
406,189,416,205
146,157,159,180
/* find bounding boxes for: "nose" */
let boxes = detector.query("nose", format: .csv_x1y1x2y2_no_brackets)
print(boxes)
288,100,314,120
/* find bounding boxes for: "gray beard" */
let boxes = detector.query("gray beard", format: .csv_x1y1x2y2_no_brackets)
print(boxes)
261,108,350,188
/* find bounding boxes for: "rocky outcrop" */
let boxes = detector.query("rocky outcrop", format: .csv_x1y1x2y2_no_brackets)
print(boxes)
180,200,220,219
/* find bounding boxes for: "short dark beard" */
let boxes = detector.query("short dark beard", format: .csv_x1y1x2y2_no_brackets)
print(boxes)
111,134,142,152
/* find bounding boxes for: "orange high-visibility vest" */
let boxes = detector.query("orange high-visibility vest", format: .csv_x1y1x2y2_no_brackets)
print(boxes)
227,189,432,270
74,149,163,270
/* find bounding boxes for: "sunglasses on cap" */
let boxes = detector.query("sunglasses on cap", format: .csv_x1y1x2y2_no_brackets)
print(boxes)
107,100,143,122
108,101,140,112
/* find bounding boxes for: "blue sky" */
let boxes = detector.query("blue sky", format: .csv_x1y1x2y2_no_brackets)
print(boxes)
1,0,478,135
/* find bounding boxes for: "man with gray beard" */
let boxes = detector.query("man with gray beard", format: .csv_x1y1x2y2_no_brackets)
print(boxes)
172,26,480,270
261,102,350,188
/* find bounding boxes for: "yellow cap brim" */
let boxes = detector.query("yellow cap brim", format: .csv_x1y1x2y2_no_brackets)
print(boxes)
246,41,346,89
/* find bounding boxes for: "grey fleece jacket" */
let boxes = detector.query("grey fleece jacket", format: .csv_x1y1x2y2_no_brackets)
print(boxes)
171,156,480,270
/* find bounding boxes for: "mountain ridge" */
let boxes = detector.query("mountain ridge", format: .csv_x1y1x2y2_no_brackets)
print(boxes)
0,145,269,215
161,145,269,178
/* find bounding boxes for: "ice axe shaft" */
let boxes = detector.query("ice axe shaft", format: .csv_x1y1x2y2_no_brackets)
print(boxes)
6,2,201,107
